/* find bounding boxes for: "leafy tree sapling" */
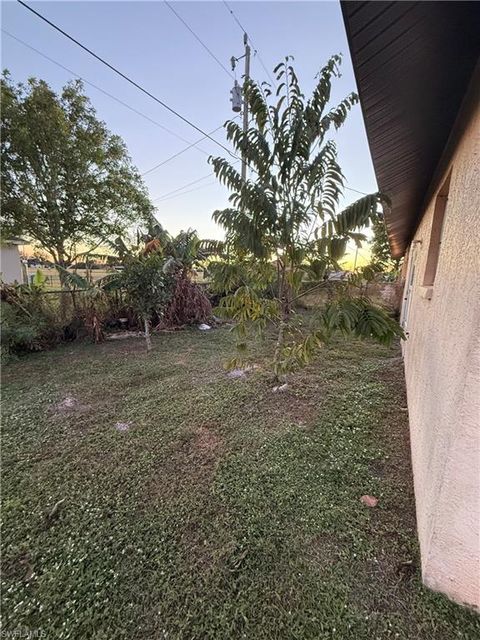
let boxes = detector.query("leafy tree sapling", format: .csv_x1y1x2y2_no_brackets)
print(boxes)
209,55,404,379
115,254,171,351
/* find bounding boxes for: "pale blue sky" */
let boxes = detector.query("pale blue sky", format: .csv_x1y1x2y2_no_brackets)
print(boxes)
1,0,377,242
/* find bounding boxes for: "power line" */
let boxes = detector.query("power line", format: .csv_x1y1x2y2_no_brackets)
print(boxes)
6,27,369,197
222,0,274,85
141,115,239,177
141,129,220,176
3,29,230,177
164,1,233,80
17,0,237,159
11,6,369,199
5,26,222,208
222,1,248,37
152,172,215,203
154,179,218,204
2,29,213,160
252,50,275,88
152,159,241,203
345,186,368,196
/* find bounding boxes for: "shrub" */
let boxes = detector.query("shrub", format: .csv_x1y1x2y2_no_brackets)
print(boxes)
161,271,212,328
0,285,64,361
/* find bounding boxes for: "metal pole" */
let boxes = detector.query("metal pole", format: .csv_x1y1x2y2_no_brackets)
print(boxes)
242,32,250,182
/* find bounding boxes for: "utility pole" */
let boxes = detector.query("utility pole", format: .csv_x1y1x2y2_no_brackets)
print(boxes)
230,33,251,182
353,246,359,271
241,33,251,182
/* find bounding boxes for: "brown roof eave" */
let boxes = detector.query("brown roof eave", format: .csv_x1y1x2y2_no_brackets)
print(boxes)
341,1,480,258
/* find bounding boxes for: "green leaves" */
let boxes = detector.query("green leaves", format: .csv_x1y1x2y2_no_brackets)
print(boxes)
1,74,153,267
208,54,402,377
116,253,171,319
332,193,381,235
209,55,381,268
55,265,90,290
319,297,405,345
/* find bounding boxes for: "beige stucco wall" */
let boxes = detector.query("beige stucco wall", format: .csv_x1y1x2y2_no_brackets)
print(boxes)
0,245,23,284
400,101,480,608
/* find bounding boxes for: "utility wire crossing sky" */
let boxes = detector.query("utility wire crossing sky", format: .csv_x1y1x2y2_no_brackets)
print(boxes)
2,0,377,243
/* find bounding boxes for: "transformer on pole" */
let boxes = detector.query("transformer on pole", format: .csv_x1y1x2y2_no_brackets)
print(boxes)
230,80,242,113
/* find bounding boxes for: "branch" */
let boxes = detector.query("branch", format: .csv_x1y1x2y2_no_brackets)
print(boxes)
290,279,330,303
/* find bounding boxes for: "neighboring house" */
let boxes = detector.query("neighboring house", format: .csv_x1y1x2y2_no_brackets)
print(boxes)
0,237,27,284
342,2,480,608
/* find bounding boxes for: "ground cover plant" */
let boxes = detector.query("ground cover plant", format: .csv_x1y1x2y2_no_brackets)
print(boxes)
2,327,479,639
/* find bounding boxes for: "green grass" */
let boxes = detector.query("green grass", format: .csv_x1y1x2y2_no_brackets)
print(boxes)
2,328,479,639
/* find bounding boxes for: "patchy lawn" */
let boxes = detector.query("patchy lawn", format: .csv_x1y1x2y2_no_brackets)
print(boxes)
2,328,479,639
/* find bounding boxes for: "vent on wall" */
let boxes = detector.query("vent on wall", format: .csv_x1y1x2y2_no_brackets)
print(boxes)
423,171,452,287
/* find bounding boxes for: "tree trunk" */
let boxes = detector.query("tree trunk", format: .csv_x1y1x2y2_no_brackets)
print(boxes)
55,248,76,315
273,316,287,382
278,258,293,318
144,316,152,352
273,262,290,381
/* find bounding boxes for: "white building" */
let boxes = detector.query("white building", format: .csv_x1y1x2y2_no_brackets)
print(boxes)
0,238,27,284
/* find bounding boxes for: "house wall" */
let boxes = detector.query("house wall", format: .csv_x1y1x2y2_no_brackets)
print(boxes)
401,101,480,608
0,245,23,284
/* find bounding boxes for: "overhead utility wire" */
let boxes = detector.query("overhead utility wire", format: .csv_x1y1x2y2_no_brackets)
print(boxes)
13,5,368,199
141,115,239,177
153,158,241,204
6,30,367,199
3,30,231,178
17,0,237,159
152,172,215,203
2,29,214,163
155,180,219,204
344,186,368,196
152,159,241,203
141,128,221,176
164,1,233,79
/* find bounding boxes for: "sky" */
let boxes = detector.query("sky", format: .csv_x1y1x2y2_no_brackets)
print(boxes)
1,0,377,263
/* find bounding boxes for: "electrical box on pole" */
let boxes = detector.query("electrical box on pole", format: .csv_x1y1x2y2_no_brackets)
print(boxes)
230,81,242,113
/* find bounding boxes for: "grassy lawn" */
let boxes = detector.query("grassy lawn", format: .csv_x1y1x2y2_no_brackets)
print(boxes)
2,327,479,639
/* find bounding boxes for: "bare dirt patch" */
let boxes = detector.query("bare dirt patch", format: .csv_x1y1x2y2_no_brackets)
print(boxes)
192,425,222,456
259,384,324,430
306,531,346,570
145,425,224,503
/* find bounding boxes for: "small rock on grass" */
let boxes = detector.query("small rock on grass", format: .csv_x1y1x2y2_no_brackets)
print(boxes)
54,396,79,412
227,368,246,379
114,422,132,432
198,323,211,331
360,494,378,507
60,396,76,408
106,331,143,340
272,383,289,393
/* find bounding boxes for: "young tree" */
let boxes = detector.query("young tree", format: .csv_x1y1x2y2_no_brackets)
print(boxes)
209,55,403,379
115,254,171,352
1,73,153,273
